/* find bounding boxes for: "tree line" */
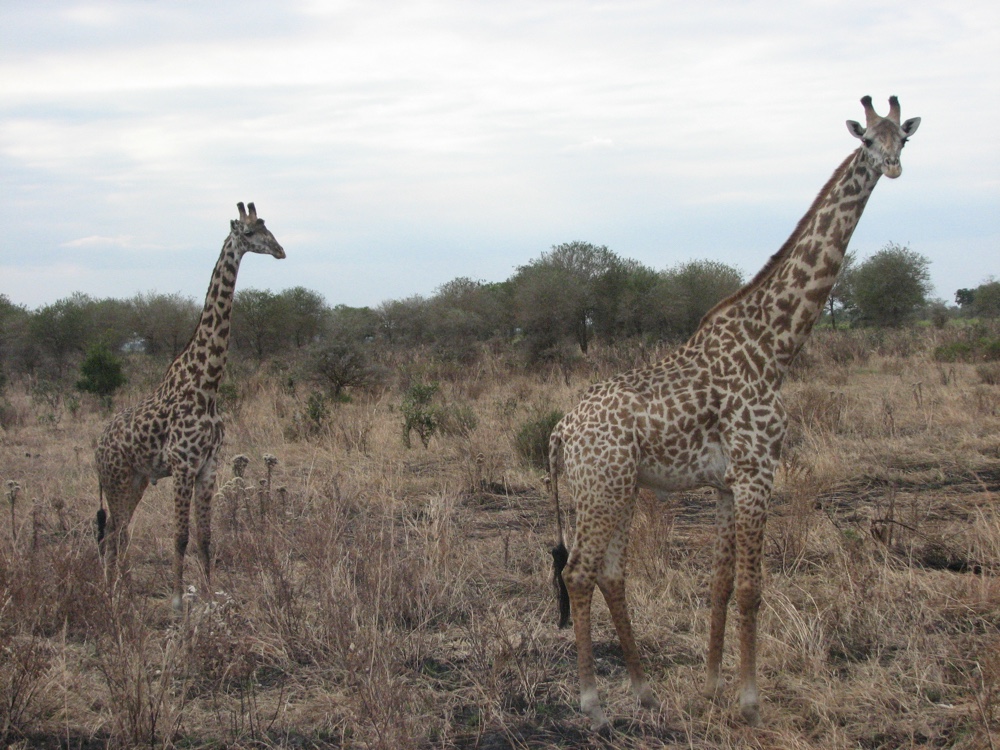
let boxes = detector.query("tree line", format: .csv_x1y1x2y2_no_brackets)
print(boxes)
0,239,985,390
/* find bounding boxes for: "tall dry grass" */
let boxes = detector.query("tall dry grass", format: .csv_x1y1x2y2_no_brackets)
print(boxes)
1,327,999,748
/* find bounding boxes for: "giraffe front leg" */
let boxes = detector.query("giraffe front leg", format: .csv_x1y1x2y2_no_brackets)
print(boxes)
705,489,736,698
171,470,196,613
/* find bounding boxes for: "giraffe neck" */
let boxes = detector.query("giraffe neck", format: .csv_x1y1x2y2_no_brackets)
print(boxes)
698,148,879,376
161,235,244,396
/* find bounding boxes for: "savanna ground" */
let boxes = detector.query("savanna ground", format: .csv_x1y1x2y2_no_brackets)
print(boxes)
2,326,1000,749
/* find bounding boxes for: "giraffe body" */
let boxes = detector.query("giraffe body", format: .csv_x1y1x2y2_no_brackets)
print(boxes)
96,202,285,611
550,97,920,728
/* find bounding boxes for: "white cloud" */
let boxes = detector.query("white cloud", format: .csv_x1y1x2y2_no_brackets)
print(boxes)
60,235,134,249
0,0,997,309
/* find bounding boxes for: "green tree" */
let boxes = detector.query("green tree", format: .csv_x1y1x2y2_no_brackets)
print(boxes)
278,286,328,348
232,289,289,361
846,243,932,327
825,250,856,329
327,304,380,342
660,259,744,339
376,296,431,345
310,340,376,398
76,343,127,408
512,242,625,358
425,277,511,362
0,295,30,382
971,280,1000,319
29,294,93,378
131,292,199,357
955,287,976,310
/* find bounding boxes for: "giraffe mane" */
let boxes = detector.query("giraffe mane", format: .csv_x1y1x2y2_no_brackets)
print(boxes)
695,148,859,331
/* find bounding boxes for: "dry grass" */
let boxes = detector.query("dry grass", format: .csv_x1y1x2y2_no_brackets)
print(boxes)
2,328,1000,748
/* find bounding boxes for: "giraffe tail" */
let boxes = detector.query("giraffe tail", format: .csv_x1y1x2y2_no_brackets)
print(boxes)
96,482,107,544
548,426,571,629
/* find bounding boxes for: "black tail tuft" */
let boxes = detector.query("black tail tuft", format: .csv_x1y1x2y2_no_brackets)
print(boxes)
96,508,107,544
551,542,571,628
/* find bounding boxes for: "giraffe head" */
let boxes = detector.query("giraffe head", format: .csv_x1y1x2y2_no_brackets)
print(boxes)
846,96,920,179
230,202,286,259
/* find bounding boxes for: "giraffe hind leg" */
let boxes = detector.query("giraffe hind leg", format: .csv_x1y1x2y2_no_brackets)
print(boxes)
193,458,218,594
564,560,608,730
705,488,736,698
171,469,196,613
734,505,766,726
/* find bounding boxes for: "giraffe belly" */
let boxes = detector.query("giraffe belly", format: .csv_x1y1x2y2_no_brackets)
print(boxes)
637,443,729,493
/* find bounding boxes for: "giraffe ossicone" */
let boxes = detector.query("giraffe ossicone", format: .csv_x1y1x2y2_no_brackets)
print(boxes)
95,202,285,611
549,97,920,729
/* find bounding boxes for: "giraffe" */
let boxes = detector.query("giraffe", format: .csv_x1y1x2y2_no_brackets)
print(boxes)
549,96,920,728
95,202,285,611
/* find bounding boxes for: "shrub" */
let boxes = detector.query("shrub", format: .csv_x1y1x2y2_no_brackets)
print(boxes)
514,409,564,471
217,381,240,414
933,341,974,363
402,382,440,448
311,340,378,398
437,402,478,438
977,363,1000,386
983,338,1000,361
76,343,127,408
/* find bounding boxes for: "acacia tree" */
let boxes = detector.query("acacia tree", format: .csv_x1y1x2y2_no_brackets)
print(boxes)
970,280,1000,318
232,289,289,362
845,243,932,327
279,286,328,348
660,259,744,339
826,250,856,329
29,294,93,378
0,295,29,384
512,242,625,357
130,292,200,357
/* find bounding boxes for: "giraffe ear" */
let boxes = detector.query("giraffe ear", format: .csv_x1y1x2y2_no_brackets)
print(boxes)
230,219,239,231
846,120,866,140
901,117,920,137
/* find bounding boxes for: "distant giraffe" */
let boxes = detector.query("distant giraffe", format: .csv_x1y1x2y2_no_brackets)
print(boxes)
96,202,285,611
549,97,920,728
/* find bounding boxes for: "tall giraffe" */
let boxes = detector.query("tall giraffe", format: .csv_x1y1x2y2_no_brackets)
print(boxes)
96,202,285,611
549,97,920,728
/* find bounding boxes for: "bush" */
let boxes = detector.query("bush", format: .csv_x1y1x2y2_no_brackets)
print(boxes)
76,343,127,408
437,402,478,438
402,382,440,449
514,409,564,471
933,341,974,363
983,339,1000,361
977,363,1000,386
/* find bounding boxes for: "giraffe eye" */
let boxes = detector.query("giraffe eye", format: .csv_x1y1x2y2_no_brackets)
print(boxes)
863,138,873,148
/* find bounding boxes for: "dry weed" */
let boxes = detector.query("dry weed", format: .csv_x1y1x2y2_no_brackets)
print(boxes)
0,332,998,747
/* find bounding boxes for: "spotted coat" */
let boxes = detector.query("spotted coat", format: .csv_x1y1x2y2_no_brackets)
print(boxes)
96,202,285,611
550,97,921,728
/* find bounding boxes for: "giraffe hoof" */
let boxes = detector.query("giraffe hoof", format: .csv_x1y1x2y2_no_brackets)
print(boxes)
590,715,611,733
702,677,724,701
637,685,658,711
739,702,761,726
581,693,609,731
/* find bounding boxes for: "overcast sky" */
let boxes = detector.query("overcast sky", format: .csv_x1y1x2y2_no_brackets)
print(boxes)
1,1,997,312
